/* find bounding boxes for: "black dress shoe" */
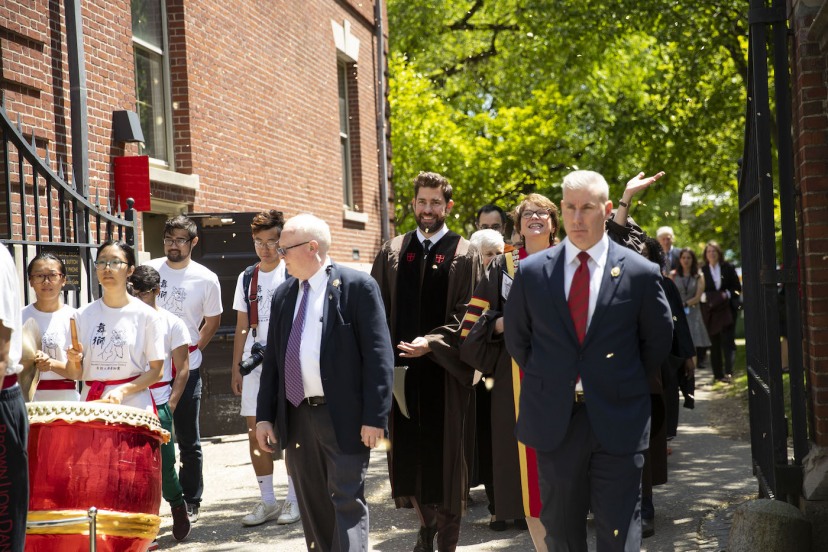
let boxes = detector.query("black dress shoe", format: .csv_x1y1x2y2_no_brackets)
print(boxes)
488,517,507,532
413,525,437,552
642,517,655,538
513,518,528,530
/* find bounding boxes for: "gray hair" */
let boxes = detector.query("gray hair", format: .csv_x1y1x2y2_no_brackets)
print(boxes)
656,226,674,238
469,229,505,252
284,213,331,255
561,170,609,202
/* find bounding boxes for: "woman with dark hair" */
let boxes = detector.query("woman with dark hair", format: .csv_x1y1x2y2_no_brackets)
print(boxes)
22,252,79,401
65,241,165,412
673,248,711,369
700,241,741,383
637,237,695,537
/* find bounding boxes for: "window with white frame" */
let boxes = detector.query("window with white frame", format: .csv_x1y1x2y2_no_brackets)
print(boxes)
131,0,173,165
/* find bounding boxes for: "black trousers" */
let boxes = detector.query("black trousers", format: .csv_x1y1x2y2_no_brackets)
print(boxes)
0,385,29,552
286,402,370,552
536,404,643,552
173,369,203,506
710,324,736,380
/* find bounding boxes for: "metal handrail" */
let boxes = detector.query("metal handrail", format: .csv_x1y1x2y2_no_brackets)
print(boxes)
26,506,98,552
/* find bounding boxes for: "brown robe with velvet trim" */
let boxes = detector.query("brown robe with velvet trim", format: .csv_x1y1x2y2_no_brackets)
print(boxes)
371,230,479,516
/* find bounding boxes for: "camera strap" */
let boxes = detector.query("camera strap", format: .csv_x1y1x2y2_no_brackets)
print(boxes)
246,263,260,339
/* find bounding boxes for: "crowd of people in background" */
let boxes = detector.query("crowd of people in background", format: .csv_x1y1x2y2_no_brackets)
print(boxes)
0,168,742,552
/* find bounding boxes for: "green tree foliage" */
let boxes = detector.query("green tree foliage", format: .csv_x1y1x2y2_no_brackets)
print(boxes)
388,0,749,257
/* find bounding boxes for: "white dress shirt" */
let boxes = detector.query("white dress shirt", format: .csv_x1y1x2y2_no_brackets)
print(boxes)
563,234,610,332
294,257,332,398
709,263,722,290
416,224,449,247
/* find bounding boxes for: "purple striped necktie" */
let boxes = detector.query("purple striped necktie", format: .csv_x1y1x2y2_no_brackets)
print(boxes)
285,280,310,407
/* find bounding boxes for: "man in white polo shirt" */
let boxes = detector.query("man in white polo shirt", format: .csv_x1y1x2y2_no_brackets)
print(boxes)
146,215,222,522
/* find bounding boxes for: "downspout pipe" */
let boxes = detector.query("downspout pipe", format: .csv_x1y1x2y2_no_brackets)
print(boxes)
374,0,390,242
65,0,91,203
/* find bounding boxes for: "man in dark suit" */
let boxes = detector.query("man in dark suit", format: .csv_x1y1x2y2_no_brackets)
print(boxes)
256,214,394,552
504,170,673,551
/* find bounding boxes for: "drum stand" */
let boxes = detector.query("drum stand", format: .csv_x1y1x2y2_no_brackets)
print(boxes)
26,506,98,551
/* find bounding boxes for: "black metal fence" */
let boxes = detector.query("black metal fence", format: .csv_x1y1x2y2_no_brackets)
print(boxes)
739,0,809,503
1,96,135,305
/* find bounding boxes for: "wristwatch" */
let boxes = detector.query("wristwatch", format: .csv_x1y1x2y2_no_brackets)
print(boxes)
618,199,629,208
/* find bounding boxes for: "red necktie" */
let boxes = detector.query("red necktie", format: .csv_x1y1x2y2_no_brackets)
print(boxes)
568,251,591,344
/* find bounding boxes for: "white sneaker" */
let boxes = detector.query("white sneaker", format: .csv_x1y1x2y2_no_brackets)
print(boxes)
241,501,281,527
277,501,300,525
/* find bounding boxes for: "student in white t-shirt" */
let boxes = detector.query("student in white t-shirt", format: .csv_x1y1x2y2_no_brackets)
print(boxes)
130,265,192,544
231,210,299,527
22,252,79,401
66,241,164,413
145,215,222,522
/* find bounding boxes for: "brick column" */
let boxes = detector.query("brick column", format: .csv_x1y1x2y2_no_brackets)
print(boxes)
791,0,828,546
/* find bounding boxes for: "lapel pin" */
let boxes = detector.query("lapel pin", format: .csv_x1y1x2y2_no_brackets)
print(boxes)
611,266,621,277
432,264,438,270
332,279,340,288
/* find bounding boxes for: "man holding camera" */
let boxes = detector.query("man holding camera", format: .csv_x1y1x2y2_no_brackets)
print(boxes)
231,210,300,526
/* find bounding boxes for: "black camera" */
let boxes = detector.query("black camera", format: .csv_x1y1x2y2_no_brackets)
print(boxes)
239,342,266,376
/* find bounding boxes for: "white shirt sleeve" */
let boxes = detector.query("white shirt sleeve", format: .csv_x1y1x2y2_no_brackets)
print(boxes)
232,271,248,313
171,316,191,351
144,310,166,364
203,274,224,317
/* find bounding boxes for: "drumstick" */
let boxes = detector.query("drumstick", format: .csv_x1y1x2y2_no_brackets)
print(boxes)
70,318,80,350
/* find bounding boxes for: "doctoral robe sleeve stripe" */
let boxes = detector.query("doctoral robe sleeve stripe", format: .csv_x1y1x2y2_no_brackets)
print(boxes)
460,296,490,339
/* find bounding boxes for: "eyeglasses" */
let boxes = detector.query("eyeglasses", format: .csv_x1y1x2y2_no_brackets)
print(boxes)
163,238,192,247
254,239,280,250
133,289,157,298
521,209,552,219
93,259,128,270
479,224,503,231
30,273,64,284
276,241,310,256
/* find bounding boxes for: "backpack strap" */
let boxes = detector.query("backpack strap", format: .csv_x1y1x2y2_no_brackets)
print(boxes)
243,263,260,338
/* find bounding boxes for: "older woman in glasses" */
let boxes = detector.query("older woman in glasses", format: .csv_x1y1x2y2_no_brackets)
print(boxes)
65,240,165,412
22,252,79,401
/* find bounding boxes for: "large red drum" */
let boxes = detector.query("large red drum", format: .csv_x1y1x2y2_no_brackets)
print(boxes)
26,402,170,551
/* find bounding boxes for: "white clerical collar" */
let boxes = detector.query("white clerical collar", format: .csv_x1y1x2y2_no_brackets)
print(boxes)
563,234,609,268
416,224,449,246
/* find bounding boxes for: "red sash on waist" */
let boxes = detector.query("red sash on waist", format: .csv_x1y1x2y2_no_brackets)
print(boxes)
2,374,18,389
149,380,171,389
85,376,140,402
171,344,199,379
37,379,77,391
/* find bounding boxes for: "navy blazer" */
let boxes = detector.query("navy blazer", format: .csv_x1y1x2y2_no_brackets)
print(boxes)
503,239,673,455
256,262,394,454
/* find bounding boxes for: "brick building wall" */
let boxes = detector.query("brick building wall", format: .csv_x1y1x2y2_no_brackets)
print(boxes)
157,0,387,261
2,0,390,264
1,0,139,242
790,0,828,542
